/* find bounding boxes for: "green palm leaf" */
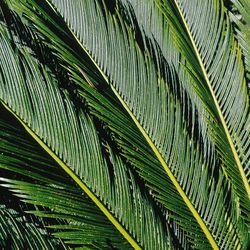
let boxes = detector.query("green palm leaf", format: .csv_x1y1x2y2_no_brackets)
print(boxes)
225,0,250,92
0,22,170,249
0,118,137,249
0,204,65,250
156,0,250,215
76,70,247,249
120,0,217,172
7,0,248,248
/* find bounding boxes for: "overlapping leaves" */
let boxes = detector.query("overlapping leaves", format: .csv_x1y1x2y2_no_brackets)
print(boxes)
1,0,249,249
157,0,250,218
0,204,63,250
0,20,169,249
4,0,248,248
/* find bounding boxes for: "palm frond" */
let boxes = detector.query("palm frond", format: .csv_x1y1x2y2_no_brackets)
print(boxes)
0,119,130,249
117,2,250,244
76,70,248,249
0,21,170,249
118,0,217,175
0,113,181,249
224,0,250,93
6,0,248,248
0,204,65,250
156,0,250,217
0,2,192,249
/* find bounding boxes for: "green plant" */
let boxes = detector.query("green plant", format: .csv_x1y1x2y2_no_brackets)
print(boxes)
0,0,249,249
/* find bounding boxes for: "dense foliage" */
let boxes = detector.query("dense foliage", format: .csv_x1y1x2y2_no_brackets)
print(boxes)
0,0,249,249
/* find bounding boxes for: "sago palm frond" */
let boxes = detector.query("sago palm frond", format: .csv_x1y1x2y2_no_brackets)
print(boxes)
155,0,250,218
0,0,249,249
3,0,249,249
0,21,174,249
224,0,250,90
0,204,65,250
119,0,250,235
119,0,218,174
0,117,161,249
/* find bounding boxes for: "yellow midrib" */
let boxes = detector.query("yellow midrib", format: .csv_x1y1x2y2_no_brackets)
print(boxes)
1,101,142,250
173,0,250,200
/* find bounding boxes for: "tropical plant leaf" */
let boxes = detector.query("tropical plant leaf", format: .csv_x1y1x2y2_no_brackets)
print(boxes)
6,0,249,249
0,21,170,249
224,0,250,92
116,5,250,248
75,69,248,249
0,4,190,248
0,204,65,250
118,0,250,236
118,0,218,175
0,117,130,249
155,0,250,217
0,2,193,249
